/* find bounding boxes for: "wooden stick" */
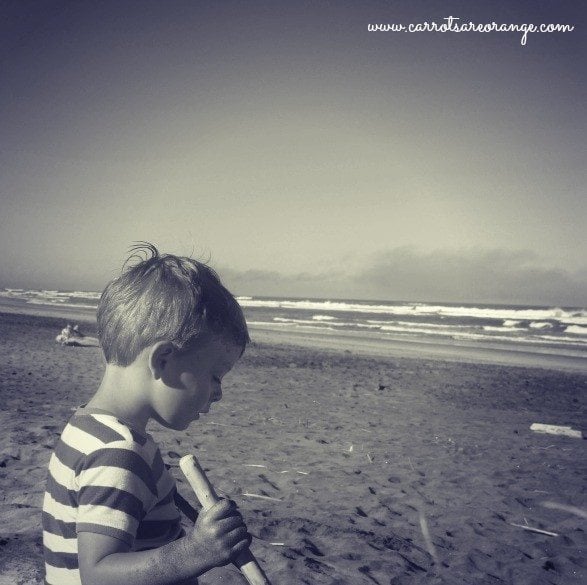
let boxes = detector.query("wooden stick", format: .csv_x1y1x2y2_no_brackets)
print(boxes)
541,501,587,520
242,493,282,502
530,423,583,439
179,454,273,585
509,522,558,537
418,510,439,563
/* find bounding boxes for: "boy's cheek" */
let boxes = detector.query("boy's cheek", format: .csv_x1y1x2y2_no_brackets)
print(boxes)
178,372,208,410
179,372,197,391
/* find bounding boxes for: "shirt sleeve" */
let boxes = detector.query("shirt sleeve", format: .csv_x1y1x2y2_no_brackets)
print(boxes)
76,445,157,546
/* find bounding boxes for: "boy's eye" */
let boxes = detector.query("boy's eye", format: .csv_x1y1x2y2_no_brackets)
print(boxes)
213,376,221,384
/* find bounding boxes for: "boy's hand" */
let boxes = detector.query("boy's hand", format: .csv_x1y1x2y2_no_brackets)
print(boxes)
189,498,252,569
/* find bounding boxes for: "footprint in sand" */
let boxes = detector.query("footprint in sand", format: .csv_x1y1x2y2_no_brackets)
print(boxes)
467,548,502,578
302,556,336,578
302,537,324,556
258,473,280,491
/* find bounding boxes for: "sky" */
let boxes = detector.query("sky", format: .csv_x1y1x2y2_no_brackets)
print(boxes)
1,0,585,305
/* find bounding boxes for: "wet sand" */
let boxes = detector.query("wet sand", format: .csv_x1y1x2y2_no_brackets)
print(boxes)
0,311,585,584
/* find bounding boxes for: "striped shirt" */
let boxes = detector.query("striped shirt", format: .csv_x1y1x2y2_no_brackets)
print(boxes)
43,407,183,585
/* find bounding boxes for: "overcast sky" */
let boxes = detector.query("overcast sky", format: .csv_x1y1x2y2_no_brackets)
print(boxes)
1,0,585,305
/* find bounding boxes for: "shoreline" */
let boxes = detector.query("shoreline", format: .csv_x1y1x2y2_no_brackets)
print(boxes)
1,297,585,373
250,325,587,373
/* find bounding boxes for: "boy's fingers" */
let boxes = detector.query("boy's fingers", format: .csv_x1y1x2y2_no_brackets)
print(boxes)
209,498,235,513
230,534,253,557
207,499,240,520
226,526,251,551
213,514,247,536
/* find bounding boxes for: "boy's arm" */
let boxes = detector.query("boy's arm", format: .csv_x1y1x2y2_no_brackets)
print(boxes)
79,499,251,585
78,532,200,585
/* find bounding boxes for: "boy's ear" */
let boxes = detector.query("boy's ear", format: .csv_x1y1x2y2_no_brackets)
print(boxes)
148,341,176,379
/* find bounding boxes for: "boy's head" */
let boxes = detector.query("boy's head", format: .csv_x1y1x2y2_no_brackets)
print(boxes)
97,243,249,366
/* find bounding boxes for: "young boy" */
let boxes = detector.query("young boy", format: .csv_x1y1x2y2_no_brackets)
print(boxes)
43,244,252,585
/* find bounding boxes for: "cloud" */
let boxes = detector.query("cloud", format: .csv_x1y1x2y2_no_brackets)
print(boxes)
353,248,587,306
220,268,340,299
220,248,587,306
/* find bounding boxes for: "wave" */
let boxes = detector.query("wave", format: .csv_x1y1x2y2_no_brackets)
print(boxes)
0,289,101,301
452,332,587,346
273,317,348,328
565,325,587,336
238,298,587,325
380,325,462,336
26,299,98,310
27,298,67,305
270,317,585,343
367,319,472,330
3,289,585,325
483,326,526,332
248,317,587,350
2,289,586,357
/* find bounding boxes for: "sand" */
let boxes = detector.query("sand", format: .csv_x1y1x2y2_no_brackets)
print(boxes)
0,311,585,584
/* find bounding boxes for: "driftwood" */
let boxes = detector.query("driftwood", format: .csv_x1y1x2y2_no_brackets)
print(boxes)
510,522,558,537
55,324,99,347
530,423,583,439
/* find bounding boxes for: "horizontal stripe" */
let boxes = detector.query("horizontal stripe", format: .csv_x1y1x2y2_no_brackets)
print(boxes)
44,493,77,524
42,511,76,539
61,424,106,457
48,452,76,488
152,450,164,483
69,415,125,445
78,503,139,537
91,414,151,449
77,465,154,509
77,522,134,545
80,448,157,495
143,503,180,522
155,484,176,507
91,414,134,443
45,563,80,585
44,545,78,570
54,440,84,472
46,474,77,507
155,471,175,501
79,485,145,520
43,530,78,554
128,426,148,446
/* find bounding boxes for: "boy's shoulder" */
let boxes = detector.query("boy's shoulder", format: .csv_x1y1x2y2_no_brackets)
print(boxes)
58,407,161,470
66,408,151,447
52,408,168,500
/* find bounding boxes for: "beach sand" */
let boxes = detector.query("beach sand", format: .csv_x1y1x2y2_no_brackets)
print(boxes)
0,311,585,584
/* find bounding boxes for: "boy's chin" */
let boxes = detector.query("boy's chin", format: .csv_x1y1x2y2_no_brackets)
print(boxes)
156,413,198,431
175,416,197,430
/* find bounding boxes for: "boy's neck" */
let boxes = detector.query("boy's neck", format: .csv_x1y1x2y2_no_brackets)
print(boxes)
87,363,152,433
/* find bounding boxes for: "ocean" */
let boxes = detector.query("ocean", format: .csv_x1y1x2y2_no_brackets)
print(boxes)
1,288,586,360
